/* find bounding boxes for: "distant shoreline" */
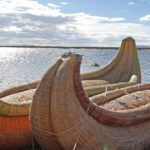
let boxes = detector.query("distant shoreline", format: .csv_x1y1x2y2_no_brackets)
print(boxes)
0,46,150,50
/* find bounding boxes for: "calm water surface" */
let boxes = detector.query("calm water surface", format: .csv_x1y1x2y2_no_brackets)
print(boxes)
0,48,150,90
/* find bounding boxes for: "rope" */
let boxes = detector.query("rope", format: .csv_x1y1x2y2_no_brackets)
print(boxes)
105,85,108,96
138,83,141,88
73,102,91,150
32,133,35,150
124,89,128,95
31,112,89,138
36,127,44,149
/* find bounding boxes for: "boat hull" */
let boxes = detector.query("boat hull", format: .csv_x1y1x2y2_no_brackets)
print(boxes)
0,82,36,149
0,116,32,149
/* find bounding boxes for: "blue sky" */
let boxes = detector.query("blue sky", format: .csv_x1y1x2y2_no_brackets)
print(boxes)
0,0,150,46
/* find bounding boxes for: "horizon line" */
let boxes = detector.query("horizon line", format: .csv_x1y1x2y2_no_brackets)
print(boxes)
0,45,150,50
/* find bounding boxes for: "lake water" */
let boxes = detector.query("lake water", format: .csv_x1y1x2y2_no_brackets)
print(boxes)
0,47,150,90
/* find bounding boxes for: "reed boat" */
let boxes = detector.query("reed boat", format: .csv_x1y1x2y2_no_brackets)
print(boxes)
0,81,37,149
81,37,141,82
30,38,143,150
30,54,150,150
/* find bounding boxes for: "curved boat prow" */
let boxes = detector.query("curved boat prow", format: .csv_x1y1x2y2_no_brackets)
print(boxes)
30,57,63,150
81,37,141,83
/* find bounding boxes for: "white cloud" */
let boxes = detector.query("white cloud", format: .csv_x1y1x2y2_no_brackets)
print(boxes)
140,14,150,21
106,17,125,21
0,0,150,46
61,2,68,6
128,2,135,5
1,26,22,33
47,3,58,9
69,13,125,25
0,0,61,16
